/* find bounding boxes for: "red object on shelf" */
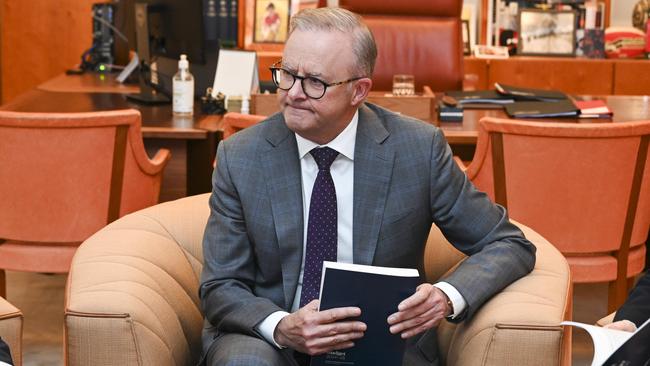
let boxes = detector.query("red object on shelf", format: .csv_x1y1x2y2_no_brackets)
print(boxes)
646,20,650,53
604,27,646,58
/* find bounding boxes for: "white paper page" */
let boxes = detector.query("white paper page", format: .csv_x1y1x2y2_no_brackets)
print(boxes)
322,261,419,277
212,49,258,99
561,321,633,366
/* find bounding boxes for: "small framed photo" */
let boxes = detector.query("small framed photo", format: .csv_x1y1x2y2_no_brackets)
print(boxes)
462,20,471,55
517,9,576,56
254,0,290,43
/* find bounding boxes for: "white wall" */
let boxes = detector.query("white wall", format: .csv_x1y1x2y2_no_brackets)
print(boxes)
609,0,637,27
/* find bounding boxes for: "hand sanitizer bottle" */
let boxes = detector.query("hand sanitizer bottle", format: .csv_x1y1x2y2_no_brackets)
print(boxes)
173,54,194,116
241,96,250,115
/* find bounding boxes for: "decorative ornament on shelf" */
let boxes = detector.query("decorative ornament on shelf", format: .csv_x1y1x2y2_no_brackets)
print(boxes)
632,0,650,31
604,27,646,58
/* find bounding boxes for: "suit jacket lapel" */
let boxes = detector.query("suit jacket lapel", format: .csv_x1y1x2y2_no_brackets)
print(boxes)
260,116,304,310
353,105,394,265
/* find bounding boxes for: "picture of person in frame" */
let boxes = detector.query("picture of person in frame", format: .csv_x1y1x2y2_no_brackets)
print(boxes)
261,2,282,41
254,0,290,43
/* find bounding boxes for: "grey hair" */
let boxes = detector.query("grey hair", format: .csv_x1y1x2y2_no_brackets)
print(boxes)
289,7,377,77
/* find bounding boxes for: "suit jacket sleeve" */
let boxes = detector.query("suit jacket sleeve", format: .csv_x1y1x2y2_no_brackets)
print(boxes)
199,140,284,336
428,128,536,321
0,337,12,365
614,271,650,327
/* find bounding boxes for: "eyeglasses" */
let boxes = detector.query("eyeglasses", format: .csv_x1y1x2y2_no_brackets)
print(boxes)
269,61,365,100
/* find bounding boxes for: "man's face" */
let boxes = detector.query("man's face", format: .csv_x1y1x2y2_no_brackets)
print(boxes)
279,29,363,144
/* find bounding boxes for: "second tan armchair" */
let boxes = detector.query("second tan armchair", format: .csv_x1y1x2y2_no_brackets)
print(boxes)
65,194,572,365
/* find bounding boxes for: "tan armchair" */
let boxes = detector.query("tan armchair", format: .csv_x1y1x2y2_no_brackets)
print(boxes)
0,296,22,366
65,194,572,366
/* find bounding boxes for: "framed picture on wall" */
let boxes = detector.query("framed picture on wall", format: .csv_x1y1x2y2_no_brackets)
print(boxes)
517,9,576,56
254,0,291,43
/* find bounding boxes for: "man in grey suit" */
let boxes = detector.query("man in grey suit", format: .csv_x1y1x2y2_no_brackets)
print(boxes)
200,7,536,366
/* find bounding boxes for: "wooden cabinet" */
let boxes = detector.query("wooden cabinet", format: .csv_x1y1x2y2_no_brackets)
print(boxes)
255,54,650,96
613,60,650,95
464,57,650,95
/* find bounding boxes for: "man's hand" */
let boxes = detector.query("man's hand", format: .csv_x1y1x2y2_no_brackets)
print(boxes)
387,284,450,339
274,300,367,356
604,320,636,332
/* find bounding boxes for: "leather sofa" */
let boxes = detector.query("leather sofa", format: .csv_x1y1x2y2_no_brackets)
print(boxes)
65,193,572,365
0,296,22,366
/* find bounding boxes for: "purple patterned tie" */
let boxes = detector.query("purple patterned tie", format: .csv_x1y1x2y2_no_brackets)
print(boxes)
300,147,339,307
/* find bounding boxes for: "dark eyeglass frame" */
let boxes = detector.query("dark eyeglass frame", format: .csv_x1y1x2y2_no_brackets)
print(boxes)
269,60,365,100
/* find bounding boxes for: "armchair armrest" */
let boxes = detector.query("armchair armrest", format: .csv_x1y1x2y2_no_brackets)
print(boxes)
437,222,572,366
453,156,468,172
65,195,210,366
148,148,172,171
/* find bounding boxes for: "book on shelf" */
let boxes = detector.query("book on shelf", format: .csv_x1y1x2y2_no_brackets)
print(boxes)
437,100,463,122
561,318,650,366
226,0,238,46
203,0,219,42
495,83,568,102
504,100,579,118
575,99,613,118
311,261,420,366
445,90,514,108
218,0,229,45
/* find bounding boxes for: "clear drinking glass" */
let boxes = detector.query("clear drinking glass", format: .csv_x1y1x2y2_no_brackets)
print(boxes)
392,74,415,96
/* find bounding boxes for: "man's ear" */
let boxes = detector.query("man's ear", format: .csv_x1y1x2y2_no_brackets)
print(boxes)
350,78,373,106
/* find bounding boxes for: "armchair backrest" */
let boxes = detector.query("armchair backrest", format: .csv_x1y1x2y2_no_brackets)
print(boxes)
465,117,650,311
222,112,266,140
466,117,650,256
339,0,464,92
0,109,170,243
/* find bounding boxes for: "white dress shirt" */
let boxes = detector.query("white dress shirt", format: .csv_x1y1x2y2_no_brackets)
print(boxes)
256,110,466,347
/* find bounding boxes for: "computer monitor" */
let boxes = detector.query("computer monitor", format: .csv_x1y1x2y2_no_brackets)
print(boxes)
127,0,206,104
145,0,205,64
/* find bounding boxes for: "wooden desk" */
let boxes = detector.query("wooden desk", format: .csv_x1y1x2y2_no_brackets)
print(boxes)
439,95,650,140
1,73,222,202
252,92,650,160
6,73,650,196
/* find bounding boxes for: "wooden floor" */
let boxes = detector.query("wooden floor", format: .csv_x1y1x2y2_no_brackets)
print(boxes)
3,270,628,365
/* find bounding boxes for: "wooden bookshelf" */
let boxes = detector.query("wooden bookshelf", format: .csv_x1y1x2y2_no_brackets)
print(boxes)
479,0,611,45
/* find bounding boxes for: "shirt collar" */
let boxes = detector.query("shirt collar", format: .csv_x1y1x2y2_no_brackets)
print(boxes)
295,110,358,161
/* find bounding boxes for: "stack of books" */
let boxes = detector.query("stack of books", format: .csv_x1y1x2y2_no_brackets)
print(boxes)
494,83,568,102
437,100,463,122
575,99,613,118
444,90,515,109
493,83,581,118
503,100,579,118
440,83,614,120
